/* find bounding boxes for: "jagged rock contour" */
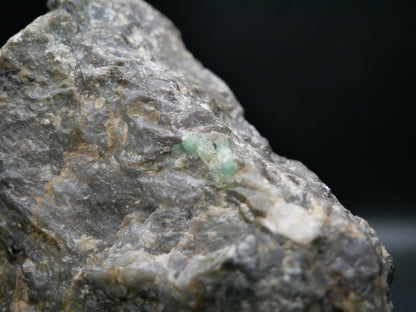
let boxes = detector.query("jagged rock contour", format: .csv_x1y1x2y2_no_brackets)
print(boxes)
0,0,394,311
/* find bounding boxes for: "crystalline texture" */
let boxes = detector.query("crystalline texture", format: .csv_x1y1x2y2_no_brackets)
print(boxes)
0,0,394,311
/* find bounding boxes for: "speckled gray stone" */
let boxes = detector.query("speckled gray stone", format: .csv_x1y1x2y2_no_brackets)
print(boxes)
0,0,394,311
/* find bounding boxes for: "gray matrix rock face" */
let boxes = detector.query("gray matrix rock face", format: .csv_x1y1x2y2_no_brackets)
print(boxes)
0,0,394,311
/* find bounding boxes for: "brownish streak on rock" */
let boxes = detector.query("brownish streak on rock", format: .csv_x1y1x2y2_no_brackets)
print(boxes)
126,99,160,122
10,270,31,312
105,109,128,155
33,144,100,229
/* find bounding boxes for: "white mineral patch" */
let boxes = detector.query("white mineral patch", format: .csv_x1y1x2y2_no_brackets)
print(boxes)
74,235,102,253
22,259,36,273
262,199,325,245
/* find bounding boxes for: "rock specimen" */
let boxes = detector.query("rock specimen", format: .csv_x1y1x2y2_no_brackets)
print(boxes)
0,0,394,311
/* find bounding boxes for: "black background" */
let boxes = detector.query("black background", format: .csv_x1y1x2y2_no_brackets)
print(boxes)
1,0,415,310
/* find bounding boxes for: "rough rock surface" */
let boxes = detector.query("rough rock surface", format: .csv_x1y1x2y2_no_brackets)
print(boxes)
0,0,394,311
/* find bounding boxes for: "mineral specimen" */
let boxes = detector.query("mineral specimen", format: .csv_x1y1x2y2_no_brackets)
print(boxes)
0,0,394,311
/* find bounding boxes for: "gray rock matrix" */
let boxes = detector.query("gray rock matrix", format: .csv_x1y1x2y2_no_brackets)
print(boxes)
0,0,394,311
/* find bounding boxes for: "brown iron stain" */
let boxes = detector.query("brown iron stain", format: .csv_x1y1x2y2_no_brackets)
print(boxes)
105,109,128,154
126,99,160,122
33,144,100,227
10,270,30,312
